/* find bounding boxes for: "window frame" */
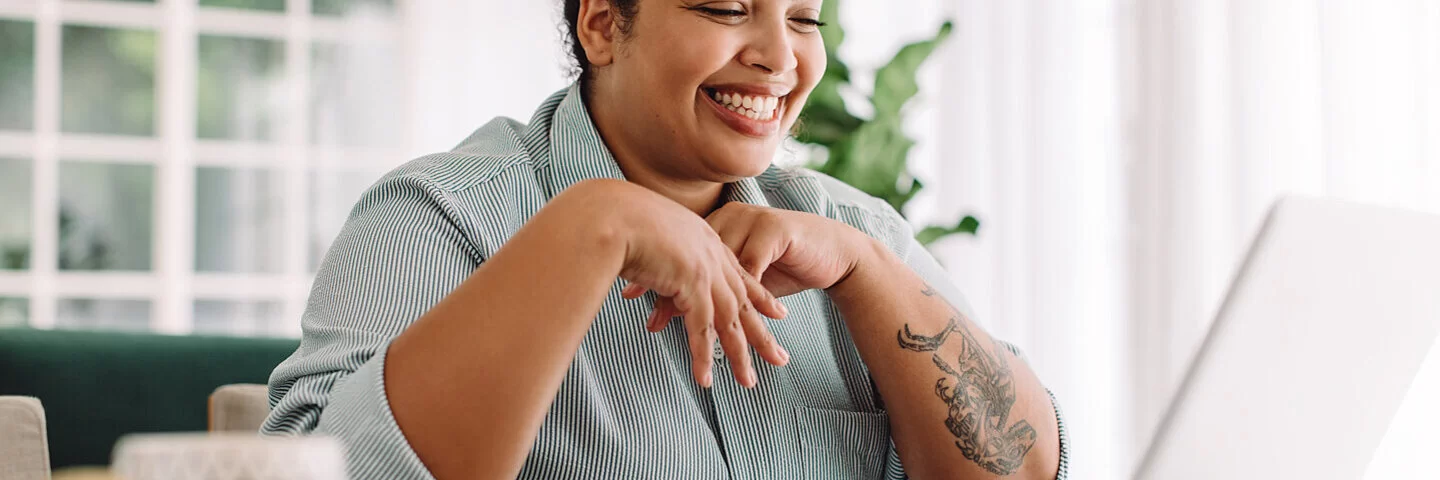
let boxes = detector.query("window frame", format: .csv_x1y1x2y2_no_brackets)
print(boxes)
0,0,410,336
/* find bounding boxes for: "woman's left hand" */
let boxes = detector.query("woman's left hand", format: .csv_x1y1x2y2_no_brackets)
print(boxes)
622,203,876,329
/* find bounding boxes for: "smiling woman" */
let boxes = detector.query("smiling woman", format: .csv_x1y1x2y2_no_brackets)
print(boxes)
260,1,1068,479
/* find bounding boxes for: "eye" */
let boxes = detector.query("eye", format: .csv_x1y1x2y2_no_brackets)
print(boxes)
694,6,745,18
790,17,826,31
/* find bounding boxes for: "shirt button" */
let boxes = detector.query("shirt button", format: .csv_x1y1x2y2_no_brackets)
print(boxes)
712,341,724,360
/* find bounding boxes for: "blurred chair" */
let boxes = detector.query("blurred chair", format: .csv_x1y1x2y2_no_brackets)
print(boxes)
0,396,51,480
208,384,272,433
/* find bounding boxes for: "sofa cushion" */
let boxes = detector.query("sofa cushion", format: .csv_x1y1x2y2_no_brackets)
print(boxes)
0,328,298,469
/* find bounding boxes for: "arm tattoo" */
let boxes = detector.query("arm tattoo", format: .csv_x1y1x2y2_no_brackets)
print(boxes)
897,284,1037,475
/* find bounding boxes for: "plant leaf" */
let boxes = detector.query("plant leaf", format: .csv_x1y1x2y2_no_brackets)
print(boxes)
916,215,981,245
796,103,862,147
896,177,924,213
820,0,846,62
872,21,953,119
800,0,861,149
828,115,913,202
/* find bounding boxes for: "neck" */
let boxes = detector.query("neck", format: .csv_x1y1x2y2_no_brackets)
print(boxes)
585,83,726,217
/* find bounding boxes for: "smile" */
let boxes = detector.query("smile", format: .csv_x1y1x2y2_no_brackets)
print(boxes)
701,87,786,137
706,88,781,120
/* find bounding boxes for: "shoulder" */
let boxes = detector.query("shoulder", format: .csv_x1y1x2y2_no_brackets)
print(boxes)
381,116,543,196
343,116,555,254
756,165,915,254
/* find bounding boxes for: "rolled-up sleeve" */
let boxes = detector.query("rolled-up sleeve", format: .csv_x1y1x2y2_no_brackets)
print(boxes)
261,170,483,480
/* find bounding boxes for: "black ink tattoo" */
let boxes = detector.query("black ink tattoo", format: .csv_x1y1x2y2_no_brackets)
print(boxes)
897,284,1037,475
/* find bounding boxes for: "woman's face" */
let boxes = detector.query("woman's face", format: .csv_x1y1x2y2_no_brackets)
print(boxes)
594,0,826,181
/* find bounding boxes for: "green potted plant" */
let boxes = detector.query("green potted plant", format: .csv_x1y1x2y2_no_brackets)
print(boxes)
798,0,978,245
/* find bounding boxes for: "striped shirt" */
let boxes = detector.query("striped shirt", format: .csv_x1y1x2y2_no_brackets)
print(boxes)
263,83,1070,479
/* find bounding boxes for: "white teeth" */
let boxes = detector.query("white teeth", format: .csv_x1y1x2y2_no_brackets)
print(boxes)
708,89,786,121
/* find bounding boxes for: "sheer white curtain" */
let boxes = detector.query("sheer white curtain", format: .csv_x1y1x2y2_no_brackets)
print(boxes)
915,1,1130,478
925,0,1440,478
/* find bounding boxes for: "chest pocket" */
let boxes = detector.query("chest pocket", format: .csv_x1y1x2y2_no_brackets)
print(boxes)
795,406,891,479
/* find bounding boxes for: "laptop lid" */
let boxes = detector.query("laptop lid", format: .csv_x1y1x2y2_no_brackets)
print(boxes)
1133,197,1440,480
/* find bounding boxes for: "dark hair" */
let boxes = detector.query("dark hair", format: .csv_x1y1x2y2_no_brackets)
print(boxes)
563,0,640,84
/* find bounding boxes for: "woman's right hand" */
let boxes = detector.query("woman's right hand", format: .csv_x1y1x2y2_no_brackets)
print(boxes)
570,179,790,389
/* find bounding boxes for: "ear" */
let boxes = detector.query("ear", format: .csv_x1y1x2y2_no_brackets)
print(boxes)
576,0,620,69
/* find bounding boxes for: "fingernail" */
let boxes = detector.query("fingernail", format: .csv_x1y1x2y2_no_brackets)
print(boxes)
746,370,757,388
776,300,789,317
703,371,713,388
780,348,790,365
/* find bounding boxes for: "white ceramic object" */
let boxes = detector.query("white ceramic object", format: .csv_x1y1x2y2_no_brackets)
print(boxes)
112,433,346,480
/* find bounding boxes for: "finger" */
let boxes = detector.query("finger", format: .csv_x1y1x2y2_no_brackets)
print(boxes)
646,296,677,332
726,267,788,369
737,225,785,280
707,214,748,257
704,202,739,227
621,283,647,299
739,266,788,320
712,277,757,388
678,286,716,389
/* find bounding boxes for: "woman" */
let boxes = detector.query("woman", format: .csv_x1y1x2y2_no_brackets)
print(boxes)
264,1,1068,478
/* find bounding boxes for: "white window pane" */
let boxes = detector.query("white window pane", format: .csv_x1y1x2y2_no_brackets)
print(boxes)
197,35,285,141
56,298,150,332
310,41,402,147
308,170,376,271
200,0,284,12
58,162,154,271
195,167,285,273
0,20,35,131
61,25,156,136
193,299,284,337
0,297,27,327
0,158,31,270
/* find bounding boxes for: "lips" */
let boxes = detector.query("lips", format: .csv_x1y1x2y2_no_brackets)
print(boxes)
699,87,784,138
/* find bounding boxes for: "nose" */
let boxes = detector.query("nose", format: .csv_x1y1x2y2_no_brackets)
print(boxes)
737,20,799,75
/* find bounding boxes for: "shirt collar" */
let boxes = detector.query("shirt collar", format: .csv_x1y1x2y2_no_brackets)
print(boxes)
546,82,628,197
722,172,773,208
544,82,772,210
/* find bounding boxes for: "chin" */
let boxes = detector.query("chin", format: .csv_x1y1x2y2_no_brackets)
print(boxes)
709,152,775,180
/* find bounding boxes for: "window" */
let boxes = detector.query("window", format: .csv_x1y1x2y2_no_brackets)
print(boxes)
0,0,406,337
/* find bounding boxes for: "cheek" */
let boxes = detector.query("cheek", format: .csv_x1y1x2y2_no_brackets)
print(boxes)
646,29,733,89
796,40,827,90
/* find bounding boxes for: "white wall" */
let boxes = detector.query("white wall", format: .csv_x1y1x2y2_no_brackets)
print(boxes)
400,1,571,156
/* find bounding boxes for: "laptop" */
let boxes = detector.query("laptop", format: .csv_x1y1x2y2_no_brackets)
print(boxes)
1133,196,1440,480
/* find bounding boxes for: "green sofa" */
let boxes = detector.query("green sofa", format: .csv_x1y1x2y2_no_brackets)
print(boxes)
0,327,299,469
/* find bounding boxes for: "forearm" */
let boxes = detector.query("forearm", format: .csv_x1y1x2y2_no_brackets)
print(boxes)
384,181,627,479
827,239,1061,480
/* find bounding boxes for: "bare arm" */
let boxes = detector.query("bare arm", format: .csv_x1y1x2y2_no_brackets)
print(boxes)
384,180,627,479
827,239,1061,480
376,178,786,479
